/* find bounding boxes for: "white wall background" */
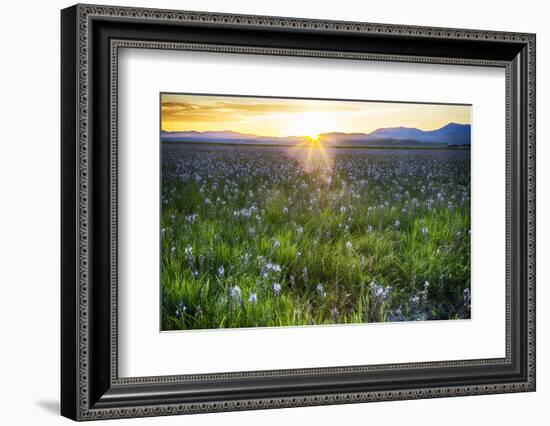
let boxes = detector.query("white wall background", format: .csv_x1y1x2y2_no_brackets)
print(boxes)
0,0,547,424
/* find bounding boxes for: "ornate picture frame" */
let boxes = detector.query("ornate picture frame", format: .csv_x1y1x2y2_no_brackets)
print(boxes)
61,4,535,421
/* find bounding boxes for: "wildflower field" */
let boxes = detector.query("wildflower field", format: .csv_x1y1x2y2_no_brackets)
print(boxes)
161,144,471,330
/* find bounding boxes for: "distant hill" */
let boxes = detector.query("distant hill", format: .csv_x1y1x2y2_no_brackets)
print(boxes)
368,123,470,146
161,130,305,145
161,123,471,147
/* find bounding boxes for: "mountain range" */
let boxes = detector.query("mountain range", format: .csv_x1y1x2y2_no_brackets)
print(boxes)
161,123,471,147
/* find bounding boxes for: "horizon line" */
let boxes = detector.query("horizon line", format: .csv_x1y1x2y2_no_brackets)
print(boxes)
161,121,471,140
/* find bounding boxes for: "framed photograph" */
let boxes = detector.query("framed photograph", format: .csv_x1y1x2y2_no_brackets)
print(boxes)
61,4,536,421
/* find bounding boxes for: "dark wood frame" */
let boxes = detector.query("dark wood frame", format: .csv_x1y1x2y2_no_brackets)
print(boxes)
61,4,536,421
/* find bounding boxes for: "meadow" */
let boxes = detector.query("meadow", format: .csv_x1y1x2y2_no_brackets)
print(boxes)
161,143,471,330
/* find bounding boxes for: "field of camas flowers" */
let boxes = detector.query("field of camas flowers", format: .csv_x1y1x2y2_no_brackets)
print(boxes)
161,144,471,330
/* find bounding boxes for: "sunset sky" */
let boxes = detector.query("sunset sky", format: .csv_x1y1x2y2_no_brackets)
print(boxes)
161,93,471,138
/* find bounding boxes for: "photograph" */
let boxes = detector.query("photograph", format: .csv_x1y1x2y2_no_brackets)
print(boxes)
160,94,472,331
57,3,536,420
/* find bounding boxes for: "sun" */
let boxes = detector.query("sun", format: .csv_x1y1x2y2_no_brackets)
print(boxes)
283,112,331,141
307,134,322,147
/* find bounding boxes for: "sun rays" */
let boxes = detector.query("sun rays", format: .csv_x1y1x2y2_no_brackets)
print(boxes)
290,134,333,173
308,135,321,145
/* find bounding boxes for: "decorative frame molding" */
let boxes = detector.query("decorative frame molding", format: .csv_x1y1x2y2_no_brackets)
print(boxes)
61,4,535,421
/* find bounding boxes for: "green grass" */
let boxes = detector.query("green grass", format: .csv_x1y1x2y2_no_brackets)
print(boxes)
161,145,471,330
